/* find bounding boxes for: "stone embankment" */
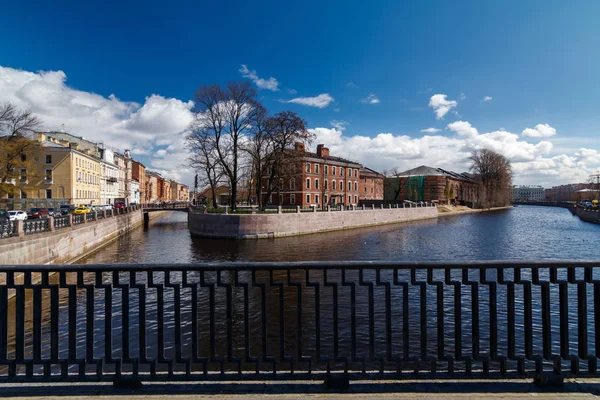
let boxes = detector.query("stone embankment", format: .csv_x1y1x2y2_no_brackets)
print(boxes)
0,207,144,265
437,205,513,216
188,205,438,239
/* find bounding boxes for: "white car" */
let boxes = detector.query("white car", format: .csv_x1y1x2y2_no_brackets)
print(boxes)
8,210,28,221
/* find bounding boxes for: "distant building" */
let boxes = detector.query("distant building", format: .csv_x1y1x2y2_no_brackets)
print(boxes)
545,183,598,202
359,167,384,201
511,185,544,202
99,146,118,206
131,160,146,204
384,165,478,205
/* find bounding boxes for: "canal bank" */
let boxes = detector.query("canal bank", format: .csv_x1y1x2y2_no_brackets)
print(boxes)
437,204,513,217
188,206,438,239
0,208,168,265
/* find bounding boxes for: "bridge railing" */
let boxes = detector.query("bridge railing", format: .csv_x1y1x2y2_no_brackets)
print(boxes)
142,202,189,210
0,260,599,385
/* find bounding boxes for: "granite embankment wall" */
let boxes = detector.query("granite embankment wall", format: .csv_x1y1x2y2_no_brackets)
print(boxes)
189,206,438,239
574,208,600,224
0,209,144,265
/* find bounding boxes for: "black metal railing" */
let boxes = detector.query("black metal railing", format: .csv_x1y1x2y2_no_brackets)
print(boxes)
22,219,50,235
53,215,70,230
72,214,85,225
0,261,599,384
106,209,113,218
0,222,16,239
85,212,96,222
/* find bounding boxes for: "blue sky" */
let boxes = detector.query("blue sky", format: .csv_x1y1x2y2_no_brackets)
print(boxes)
1,0,599,186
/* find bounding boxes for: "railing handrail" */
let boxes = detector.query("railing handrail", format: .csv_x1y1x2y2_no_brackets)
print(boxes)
0,259,599,271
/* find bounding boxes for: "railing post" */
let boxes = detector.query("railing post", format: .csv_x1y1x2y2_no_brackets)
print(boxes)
312,205,317,212
82,213,87,223
296,205,300,213
16,220,24,237
94,211,98,220
327,205,330,212
49,216,55,231
380,204,384,210
277,206,282,214
372,204,375,210
340,205,344,211
103,210,107,218
68,214,73,226
362,204,365,210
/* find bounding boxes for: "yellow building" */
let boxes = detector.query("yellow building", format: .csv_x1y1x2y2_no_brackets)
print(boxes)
16,134,101,206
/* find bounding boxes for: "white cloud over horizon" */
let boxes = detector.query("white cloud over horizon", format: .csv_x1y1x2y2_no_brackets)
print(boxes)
361,94,380,104
239,64,279,91
1,65,597,188
286,93,334,108
428,94,457,119
483,96,493,102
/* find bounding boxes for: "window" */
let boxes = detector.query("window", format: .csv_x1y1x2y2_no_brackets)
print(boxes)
325,194,328,204
339,180,343,191
20,190,27,199
306,194,310,204
354,169,358,177
45,169,52,182
340,168,344,177
290,179,295,190
46,189,52,199
46,155,52,163
365,187,367,193
290,194,296,204
306,163,310,173
348,181,352,191
315,194,319,204
315,164,319,174
324,165,328,175
354,195,358,203
306,178,310,189
354,181,358,191
315,179,319,190
21,154,26,162
332,166,336,175
20,168,27,183
332,180,336,190
324,180,328,190
348,195,351,204
371,187,374,193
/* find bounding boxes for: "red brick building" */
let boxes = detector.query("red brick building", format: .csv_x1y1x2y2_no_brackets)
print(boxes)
359,167,384,201
262,143,363,207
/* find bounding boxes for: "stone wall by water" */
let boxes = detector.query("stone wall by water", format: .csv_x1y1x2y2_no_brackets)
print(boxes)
0,209,144,265
188,206,438,239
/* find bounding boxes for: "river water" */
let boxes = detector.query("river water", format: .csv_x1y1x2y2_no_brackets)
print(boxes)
80,206,600,263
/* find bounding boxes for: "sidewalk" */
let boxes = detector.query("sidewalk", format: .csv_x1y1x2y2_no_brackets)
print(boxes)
1,379,600,399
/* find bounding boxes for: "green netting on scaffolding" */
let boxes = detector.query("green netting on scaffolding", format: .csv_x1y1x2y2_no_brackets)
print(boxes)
404,176,425,201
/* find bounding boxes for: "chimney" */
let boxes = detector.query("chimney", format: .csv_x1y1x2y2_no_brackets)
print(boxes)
294,142,305,152
316,144,329,157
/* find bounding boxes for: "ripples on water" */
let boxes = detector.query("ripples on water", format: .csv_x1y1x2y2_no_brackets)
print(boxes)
82,206,600,264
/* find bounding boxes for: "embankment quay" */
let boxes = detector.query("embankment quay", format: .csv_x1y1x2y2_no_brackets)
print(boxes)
513,200,600,225
188,204,437,239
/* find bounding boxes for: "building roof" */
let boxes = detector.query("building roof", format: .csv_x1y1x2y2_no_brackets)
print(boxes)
360,167,384,177
396,165,475,182
40,140,68,149
291,149,361,167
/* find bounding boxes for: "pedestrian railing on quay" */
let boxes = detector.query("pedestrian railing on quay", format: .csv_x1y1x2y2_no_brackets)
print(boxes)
85,212,95,222
22,219,50,235
0,222,16,239
106,209,113,218
53,215,70,230
72,214,85,225
0,260,599,387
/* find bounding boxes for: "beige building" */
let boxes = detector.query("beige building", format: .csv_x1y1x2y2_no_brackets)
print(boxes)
7,133,101,206
145,171,160,203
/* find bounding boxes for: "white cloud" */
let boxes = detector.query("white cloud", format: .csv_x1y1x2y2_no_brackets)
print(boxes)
330,120,348,131
346,82,359,89
361,94,380,104
447,120,478,138
286,93,334,108
428,94,457,119
287,88,297,95
483,96,493,102
309,121,596,186
333,108,340,112
420,128,441,133
0,65,195,184
522,123,557,138
239,64,279,91
154,149,167,158
460,93,466,100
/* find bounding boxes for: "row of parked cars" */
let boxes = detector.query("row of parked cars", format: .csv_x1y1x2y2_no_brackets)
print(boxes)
1,203,126,222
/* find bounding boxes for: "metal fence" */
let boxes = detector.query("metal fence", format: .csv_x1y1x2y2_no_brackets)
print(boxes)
22,219,50,235
72,214,85,225
0,261,599,384
53,216,70,230
0,222,16,239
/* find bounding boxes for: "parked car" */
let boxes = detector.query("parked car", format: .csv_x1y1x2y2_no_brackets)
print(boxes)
74,206,91,214
103,204,113,210
27,208,49,219
0,209,9,222
8,210,28,221
47,207,56,217
59,204,75,215
114,202,126,209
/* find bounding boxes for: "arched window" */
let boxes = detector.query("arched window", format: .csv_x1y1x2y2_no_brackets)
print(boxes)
324,180,328,190
348,181,352,191
354,181,358,191
332,180,336,190
306,178,310,189
315,179,319,190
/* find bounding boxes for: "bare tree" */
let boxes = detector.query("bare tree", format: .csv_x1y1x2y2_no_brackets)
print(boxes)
0,102,42,197
470,149,512,208
383,167,410,202
190,82,261,211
